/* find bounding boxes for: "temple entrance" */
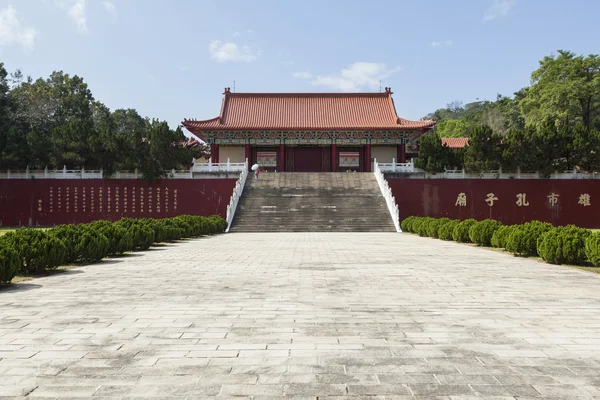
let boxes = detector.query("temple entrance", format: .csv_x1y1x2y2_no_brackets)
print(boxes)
289,147,330,172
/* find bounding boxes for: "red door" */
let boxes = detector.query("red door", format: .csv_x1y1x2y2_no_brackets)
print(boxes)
294,147,323,172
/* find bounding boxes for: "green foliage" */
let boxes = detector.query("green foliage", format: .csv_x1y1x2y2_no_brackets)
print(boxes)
520,50,600,131
0,67,209,175
463,125,504,172
409,218,425,235
87,221,134,256
427,218,449,238
415,217,435,237
491,225,517,248
585,233,600,267
0,245,20,284
438,220,460,241
505,221,553,257
469,219,502,246
76,229,110,263
415,132,462,173
452,219,477,243
537,226,591,265
436,119,474,138
48,225,83,264
0,229,66,274
128,224,155,251
208,215,227,233
49,224,109,264
401,216,417,232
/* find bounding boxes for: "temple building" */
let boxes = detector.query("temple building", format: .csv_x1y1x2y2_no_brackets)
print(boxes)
182,87,435,172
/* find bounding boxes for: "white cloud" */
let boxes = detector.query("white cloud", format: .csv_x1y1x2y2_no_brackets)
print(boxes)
293,71,312,79
232,31,241,37
430,40,453,48
0,6,37,52
209,40,260,62
308,62,401,92
483,0,516,21
58,0,88,32
103,1,117,17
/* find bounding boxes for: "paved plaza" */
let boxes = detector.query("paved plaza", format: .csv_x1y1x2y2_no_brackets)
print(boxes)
1,233,600,399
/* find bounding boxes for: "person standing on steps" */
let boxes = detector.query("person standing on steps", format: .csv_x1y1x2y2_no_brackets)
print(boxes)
251,163,260,179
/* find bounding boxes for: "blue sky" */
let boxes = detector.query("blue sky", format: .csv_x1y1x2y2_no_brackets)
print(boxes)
0,0,598,134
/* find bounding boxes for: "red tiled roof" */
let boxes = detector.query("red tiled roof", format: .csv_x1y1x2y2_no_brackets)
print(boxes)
442,137,469,148
182,88,435,138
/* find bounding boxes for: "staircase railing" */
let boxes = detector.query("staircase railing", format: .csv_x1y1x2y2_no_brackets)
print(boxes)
373,159,401,232
225,159,249,233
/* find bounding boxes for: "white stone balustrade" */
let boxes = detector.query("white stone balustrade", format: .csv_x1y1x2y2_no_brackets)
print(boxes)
373,159,401,232
225,159,249,233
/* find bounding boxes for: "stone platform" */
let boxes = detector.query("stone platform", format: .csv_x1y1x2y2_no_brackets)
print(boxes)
1,233,600,398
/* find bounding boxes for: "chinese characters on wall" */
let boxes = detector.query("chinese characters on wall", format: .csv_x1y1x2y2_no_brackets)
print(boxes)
454,192,591,208
43,185,180,215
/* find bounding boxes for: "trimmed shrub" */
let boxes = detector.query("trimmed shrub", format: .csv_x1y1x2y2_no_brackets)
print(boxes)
469,219,503,247
537,226,591,265
585,233,600,267
1,229,67,274
0,245,20,284
401,216,417,233
438,220,460,241
158,219,185,241
491,225,516,248
49,225,83,264
410,218,425,235
50,225,109,264
416,217,435,237
208,215,227,233
174,215,204,237
452,219,477,243
128,224,155,251
171,217,193,238
76,229,110,263
505,221,553,257
88,221,134,256
427,218,449,238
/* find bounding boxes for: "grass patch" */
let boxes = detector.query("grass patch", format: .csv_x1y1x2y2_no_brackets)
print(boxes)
0,228,15,237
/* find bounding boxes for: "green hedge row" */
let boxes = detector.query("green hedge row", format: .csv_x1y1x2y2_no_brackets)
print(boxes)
0,215,226,284
402,216,600,268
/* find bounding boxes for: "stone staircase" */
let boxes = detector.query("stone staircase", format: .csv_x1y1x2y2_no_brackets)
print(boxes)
229,173,396,232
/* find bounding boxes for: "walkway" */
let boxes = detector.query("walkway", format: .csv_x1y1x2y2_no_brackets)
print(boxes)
1,233,600,398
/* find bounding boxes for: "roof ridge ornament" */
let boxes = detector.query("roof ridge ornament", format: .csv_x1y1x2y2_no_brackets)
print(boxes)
224,87,231,94
385,87,393,95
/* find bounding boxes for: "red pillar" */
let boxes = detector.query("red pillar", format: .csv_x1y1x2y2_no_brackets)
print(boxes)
279,143,285,171
330,144,337,172
398,143,406,163
211,144,219,163
365,144,372,172
245,144,252,170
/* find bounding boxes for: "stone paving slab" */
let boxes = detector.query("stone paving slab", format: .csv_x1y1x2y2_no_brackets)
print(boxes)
1,232,600,398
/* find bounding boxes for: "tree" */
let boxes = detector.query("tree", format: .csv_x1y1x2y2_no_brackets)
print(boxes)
572,124,600,172
520,50,600,131
463,125,504,172
415,132,462,173
501,127,536,172
436,119,473,138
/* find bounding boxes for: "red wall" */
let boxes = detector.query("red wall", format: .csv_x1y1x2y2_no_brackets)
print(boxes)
0,179,236,227
387,179,600,228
